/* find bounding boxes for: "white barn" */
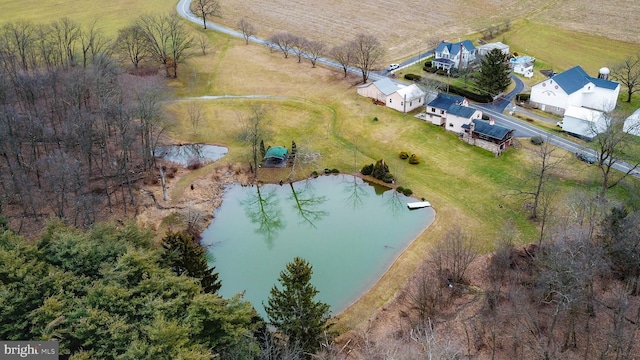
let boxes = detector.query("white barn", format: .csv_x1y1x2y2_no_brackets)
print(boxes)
559,106,608,139
357,78,426,113
530,65,620,116
624,109,640,137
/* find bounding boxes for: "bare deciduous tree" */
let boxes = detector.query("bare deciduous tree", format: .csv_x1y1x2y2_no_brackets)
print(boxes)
196,32,209,55
290,35,307,63
590,111,640,197
236,18,256,45
610,53,640,103
330,44,352,78
239,106,268,177
192,0,221,30
429,226,477,285
114,25,147,69
136,14,193,78
349,34,385,83
268,32,296,59
304,40,325,67
187,100,203,135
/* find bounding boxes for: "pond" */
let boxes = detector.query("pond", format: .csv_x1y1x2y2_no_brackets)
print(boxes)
201,174,435,319
156,144,227,167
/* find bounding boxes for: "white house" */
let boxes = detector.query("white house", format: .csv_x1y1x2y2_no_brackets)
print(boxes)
424,93,483,133
357,78,426,113
559,105,608,139
624,108,640,136
509,56,534,78
477,42,510,57
530,65,620,116
431,40,477,73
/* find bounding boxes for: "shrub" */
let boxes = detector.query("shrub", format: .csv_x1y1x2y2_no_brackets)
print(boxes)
373,117,379,122
331,168,339,173
435,69,447,76
424,61,432,68
311,171,319,177
409,154,420,165
396,186,405,193
448,84,493,103
186,160,202,171
404,73,422,82
361,164,374,176
402,188,413,196
399,150,409,159
324,168,331,174
530,136,544,145
423,66,438,73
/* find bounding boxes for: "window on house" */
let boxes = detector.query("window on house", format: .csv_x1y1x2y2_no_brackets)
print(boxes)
449,123,454,127
440,110,445,114
409,101,412,106
400,102,403,106
431,107,436,112
389,99,392,103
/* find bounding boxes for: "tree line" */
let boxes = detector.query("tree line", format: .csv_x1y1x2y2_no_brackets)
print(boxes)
0,15,196,231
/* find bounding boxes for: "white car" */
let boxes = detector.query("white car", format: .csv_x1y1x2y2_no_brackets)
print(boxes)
387,63,400,72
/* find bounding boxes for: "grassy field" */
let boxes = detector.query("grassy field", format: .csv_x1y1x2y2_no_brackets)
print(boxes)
162,29,640,330
216,0,640,64
0,0,177,35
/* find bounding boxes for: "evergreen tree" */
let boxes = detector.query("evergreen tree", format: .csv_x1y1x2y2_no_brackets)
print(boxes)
475,48,511,97
264,257,332,357
162,231,221,294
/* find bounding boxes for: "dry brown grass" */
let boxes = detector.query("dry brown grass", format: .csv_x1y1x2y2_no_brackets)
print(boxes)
216,0,640,64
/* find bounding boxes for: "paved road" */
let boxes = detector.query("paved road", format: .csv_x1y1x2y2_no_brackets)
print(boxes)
176,0,638,178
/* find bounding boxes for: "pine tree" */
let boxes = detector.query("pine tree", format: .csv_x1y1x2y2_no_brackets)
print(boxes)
264,257,331,357
162,231,221,294
476,48,511,98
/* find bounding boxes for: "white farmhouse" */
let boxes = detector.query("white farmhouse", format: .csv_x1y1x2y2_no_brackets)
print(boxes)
424,93,482,133
431,40,477,73
530,65,620,116
559,105,608,139
509,56,534,78
357,78,426,113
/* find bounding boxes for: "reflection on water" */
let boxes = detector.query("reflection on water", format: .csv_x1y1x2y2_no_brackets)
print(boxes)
342,175,369,210
288,181,328,228
156,144,227,167
201,174,435,318
240,186,284,248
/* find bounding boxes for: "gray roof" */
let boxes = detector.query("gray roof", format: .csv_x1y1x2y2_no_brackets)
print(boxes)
552,65,619,94
371,78,399,96
435,40,476,56
427,93,465,109
448,104,477,118
466,119,514,140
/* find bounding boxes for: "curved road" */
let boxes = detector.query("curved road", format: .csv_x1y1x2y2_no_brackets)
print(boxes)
176,0,638,178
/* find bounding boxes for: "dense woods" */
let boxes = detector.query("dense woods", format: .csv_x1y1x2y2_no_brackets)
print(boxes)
0,17,192,232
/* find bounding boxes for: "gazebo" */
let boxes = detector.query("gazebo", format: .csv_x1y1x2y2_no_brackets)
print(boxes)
263,146,289,167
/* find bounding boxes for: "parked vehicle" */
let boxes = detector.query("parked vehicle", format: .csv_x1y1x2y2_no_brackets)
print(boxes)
576,152,597,164
387,63,400,71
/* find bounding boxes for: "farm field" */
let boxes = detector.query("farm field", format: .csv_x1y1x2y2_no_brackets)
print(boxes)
216,0,640,63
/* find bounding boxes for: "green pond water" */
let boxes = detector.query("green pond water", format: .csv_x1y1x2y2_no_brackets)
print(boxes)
201,174,435,318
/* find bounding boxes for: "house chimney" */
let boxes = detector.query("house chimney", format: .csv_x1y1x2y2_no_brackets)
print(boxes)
489,117,495,125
